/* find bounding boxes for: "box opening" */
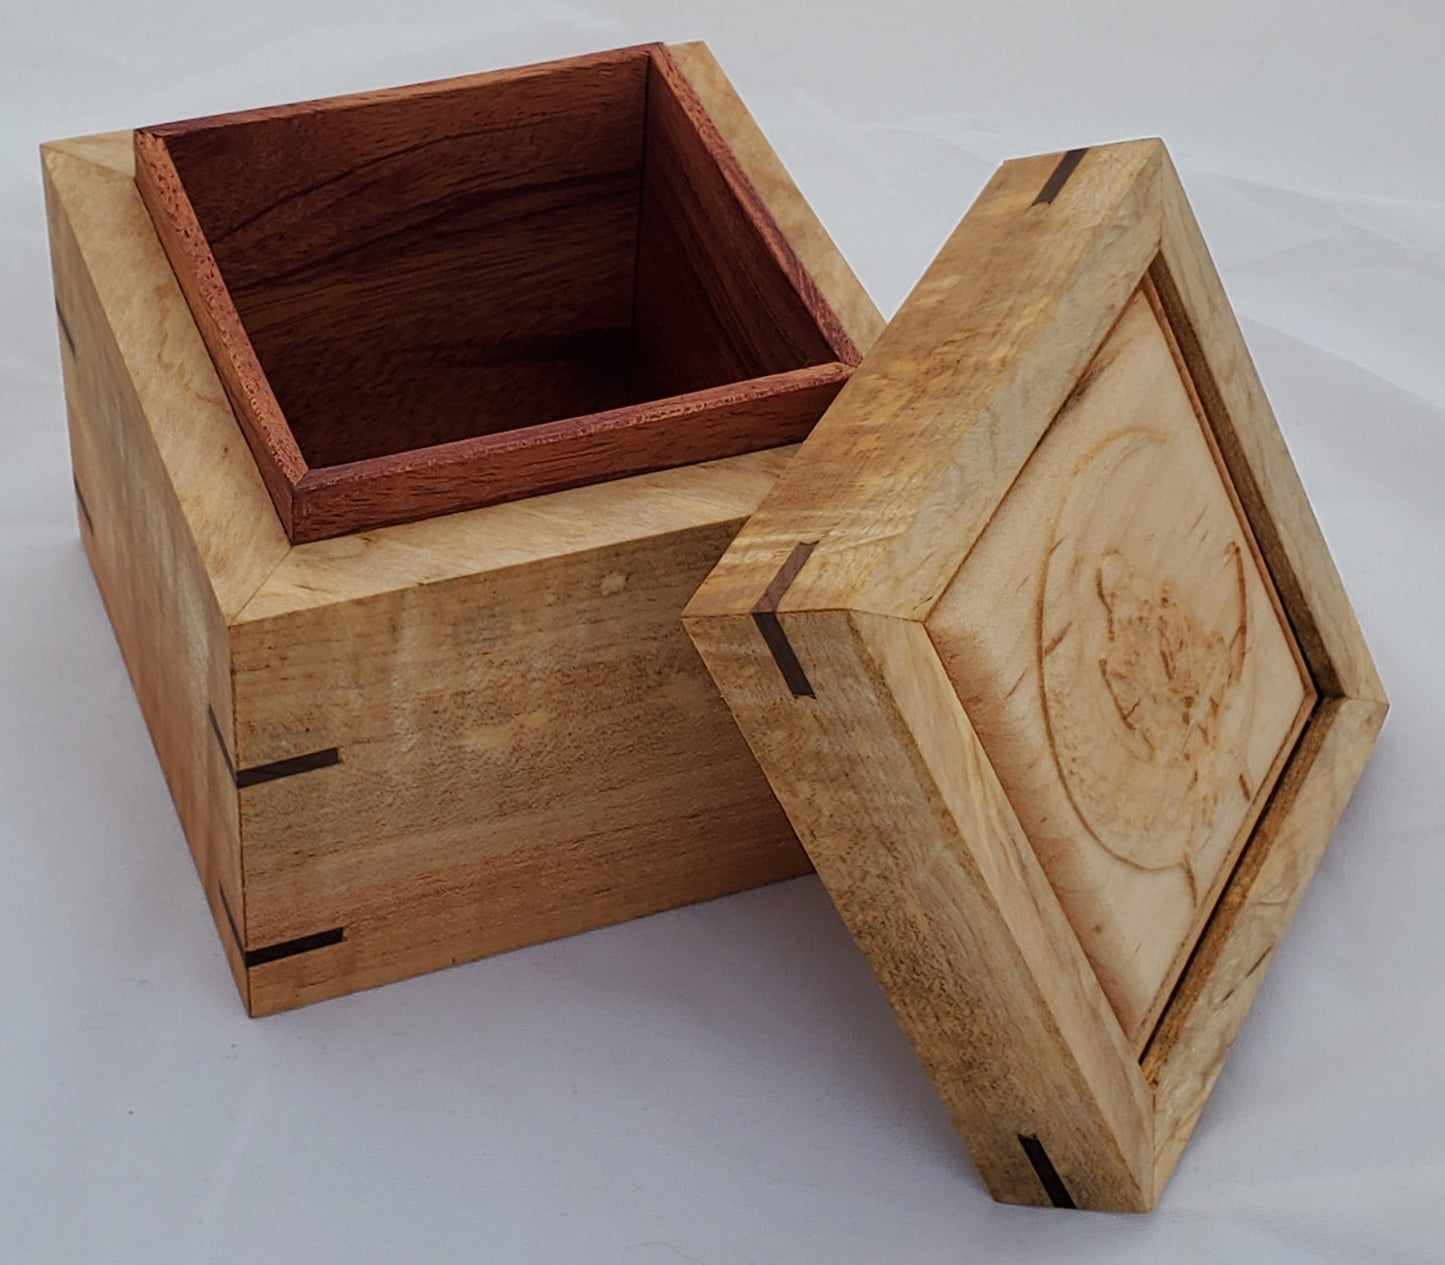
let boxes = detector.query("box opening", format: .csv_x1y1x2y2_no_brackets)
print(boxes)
135,45,857,540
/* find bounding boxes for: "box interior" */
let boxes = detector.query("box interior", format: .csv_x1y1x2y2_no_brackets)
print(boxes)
155,47,839,468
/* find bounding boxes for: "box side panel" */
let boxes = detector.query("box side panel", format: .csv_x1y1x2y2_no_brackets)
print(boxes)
43,146,249,1003
231,520,807,1014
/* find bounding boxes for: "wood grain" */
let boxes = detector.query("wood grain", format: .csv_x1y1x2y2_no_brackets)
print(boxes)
180,48,650,462
231,513,806,1015
1143,695,1385,1190
238,445,794,619
686,138,1386,1210
686,602,1153,1211
630,46,851,398
1153,157,1385,706
1136,145,1389,1188
133,130,304,537
43,133,290,615
134,43,860,543
928,286,1314,1048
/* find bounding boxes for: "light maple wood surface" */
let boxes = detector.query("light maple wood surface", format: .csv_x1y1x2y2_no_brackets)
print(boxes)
686,138,1386,1211
930,285,1314,1049
1153,154,1386,709
43,42,880,1016
1143,693,1384,1191
43,137,276,1009
762,605,1152,1209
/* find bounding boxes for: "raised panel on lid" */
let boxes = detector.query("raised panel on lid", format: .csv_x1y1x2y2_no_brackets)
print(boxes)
927,282,1314,1049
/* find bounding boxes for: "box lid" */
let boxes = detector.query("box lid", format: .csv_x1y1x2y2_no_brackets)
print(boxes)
683,139,1386,1211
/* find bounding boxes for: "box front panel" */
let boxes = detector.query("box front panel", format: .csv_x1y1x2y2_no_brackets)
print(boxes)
231,522,807,1014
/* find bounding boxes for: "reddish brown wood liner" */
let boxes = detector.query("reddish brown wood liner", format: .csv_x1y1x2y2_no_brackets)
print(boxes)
133,44,859,543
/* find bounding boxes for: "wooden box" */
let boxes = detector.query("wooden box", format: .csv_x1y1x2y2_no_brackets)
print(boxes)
686,141,1387,1211
43,43,881,1015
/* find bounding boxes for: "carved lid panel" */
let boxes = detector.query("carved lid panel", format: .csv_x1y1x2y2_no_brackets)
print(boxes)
928,282,1314,1048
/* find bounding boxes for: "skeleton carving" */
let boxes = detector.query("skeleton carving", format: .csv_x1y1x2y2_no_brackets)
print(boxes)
1097,546,1247,762
1040,427,1252,902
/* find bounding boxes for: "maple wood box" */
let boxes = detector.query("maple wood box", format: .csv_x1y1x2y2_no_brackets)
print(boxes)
43,42,881,1015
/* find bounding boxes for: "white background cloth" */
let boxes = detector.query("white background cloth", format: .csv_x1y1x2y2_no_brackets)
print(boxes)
2,1,1441,1260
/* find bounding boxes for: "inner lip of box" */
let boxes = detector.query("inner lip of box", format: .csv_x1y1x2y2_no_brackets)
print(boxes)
135,43,858,543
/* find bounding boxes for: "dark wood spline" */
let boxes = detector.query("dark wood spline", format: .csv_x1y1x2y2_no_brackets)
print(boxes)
234,747,341,789
751,541,819,698
242,925,346,968
1018,1134,1077,1208
1033,147,1089,206
207,702,238,782
207,702,340,788
218,884,345,969
55,301,76,358
72,475,93,534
